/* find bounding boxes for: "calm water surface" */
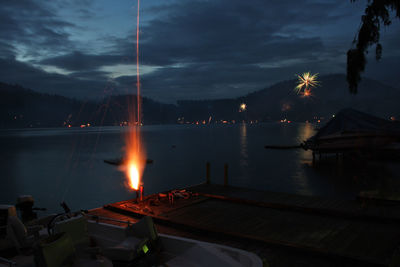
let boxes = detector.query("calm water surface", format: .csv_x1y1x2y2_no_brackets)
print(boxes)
1,123,399,213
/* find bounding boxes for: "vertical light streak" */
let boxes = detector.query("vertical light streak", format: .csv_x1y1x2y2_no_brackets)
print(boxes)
136,0,141,124
122,0,145,191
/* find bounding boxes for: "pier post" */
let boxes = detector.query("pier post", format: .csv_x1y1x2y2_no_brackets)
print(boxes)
224,163,228,187
139,184,144,202
206,162,211,184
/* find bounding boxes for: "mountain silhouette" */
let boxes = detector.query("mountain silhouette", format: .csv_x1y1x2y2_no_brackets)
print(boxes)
1,74,399,128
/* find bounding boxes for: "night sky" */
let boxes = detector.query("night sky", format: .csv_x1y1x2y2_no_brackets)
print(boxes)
1,0,399,103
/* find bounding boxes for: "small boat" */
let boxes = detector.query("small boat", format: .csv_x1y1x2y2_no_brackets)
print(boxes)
1,198,262,267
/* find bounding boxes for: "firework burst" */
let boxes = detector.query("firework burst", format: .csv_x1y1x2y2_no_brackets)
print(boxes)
295,72,319,94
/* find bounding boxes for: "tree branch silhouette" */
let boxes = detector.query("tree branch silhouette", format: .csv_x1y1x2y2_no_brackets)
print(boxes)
347,0,400,93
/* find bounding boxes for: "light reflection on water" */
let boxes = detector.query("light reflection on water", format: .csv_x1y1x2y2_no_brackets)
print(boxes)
239,123,248,168
1,123,399,214
292,123,315,195
237,123,251,183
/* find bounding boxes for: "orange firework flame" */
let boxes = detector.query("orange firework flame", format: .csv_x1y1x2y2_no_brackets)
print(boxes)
123,126,145,190
122,0,145,191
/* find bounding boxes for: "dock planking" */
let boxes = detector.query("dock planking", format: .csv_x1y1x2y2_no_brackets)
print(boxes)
187,184,400,223
90,184,400,266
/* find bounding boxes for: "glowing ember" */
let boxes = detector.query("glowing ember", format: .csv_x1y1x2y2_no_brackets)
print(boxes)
295,72,319,94
302,88,312,98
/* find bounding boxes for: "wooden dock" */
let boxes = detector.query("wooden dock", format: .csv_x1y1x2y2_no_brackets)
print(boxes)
88,184,400,267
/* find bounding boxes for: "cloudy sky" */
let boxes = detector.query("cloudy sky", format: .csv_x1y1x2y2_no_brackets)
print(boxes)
1,0,399,103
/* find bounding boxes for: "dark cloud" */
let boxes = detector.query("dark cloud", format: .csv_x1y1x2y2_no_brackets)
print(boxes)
0,0,75,58
0,58,109,99
0,41,15,59
51,0,98,21
39,51,126,71
131,0,342,66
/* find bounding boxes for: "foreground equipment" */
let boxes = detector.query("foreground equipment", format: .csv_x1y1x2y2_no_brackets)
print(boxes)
1,202,262,267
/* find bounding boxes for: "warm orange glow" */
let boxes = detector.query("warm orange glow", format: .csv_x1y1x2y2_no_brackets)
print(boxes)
240,103,247,111
302,89,312,97
127,162,140,190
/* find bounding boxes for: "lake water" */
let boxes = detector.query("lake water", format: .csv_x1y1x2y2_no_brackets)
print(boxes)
1,123,400,214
